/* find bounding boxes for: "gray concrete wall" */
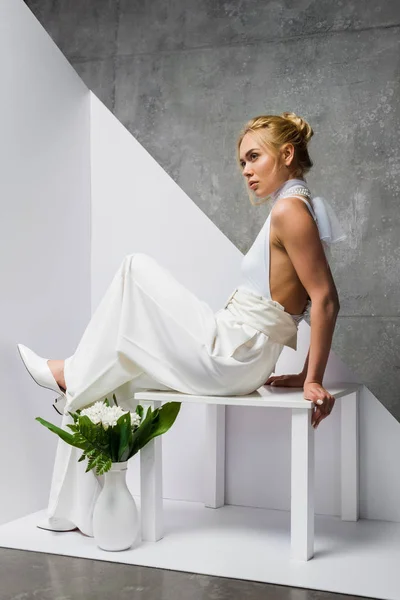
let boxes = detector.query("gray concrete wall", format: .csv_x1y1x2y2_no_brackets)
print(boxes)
24,0,400,419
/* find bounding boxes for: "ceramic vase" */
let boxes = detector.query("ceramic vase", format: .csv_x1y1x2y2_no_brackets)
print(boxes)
92,460,139,551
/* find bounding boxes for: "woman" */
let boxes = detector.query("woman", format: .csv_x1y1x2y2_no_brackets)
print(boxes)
18,113,345,432
16,112,346,534
237,112,346,429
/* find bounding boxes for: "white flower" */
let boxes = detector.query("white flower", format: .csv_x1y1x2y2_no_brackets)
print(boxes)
101,405,127,430
80,401,142,431
130,412,141,428
80,401,106,425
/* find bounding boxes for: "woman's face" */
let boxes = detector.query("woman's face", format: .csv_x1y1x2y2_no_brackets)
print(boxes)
239,132,293,199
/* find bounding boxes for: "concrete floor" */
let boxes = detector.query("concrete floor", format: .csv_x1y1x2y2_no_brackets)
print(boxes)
0,548,372,600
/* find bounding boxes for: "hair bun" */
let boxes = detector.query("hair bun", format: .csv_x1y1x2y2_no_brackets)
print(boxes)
281,111,314,144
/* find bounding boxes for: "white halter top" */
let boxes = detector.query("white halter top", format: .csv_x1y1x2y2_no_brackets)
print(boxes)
238,179,346,326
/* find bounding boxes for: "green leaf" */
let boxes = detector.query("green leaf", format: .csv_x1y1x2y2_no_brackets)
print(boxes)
86,453,112,475
129,402,181,457
108,418,121,463
107,425,118,463
116,412,133,462
66,423,79,433
36,417,86,450
107,412,133,462
78,415,109,450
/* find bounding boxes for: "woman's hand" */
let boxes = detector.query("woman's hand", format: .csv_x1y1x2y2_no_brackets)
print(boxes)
264,373,306,388
265,376,336,429
303,381,336,429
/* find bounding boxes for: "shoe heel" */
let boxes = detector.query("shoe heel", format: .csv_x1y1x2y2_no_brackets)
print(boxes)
17,343,65,395
53,394,67,416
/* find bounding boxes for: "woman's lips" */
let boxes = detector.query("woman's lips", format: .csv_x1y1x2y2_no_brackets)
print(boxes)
249,182,258,189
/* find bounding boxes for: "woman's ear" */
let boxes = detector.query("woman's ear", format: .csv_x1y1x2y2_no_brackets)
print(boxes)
282,143,295,166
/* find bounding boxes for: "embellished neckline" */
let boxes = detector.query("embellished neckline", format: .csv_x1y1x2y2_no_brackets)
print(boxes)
270,178,311,205
272,185,312,207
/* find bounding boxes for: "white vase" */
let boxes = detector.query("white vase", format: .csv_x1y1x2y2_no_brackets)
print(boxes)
92,460,139,551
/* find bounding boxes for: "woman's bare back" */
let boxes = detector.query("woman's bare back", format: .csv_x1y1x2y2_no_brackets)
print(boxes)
269,206,311,316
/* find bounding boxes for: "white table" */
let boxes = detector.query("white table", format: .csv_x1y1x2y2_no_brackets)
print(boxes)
135,382,361,561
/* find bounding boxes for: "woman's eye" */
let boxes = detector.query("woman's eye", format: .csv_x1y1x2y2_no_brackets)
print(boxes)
240,154,257,168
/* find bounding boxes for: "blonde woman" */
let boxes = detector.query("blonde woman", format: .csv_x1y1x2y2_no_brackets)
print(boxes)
17,112,346,534
237,112,346,430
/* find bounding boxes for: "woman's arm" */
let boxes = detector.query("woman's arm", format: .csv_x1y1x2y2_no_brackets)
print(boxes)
272,197,340,427
300,349,309,379
272,197,340,380
306,296,339,384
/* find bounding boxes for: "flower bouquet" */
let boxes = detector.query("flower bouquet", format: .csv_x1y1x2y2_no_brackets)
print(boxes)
36,395,181,551
36,394,181,475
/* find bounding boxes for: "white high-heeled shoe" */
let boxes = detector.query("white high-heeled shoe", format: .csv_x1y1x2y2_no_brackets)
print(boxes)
37,516,78,532
17,344,67,415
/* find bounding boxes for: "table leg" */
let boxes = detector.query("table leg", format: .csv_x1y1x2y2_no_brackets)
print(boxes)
340,390,360,521
140,400,163,541
205,404,225,508
291,407,314,560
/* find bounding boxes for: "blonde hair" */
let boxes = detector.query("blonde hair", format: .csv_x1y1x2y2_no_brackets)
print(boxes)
237,112,314,206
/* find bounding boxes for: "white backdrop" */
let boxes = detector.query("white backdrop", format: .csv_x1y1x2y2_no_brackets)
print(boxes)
2,0,400,529
0,0,91,525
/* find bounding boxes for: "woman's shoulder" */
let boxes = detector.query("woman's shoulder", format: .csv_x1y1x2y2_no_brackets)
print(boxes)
270,195,316,220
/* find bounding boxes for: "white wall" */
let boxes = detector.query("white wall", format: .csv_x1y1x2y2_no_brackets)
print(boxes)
90,93,400,522
0,0,91,524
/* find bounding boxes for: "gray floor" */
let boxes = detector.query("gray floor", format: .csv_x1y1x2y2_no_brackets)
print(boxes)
0,548,372,600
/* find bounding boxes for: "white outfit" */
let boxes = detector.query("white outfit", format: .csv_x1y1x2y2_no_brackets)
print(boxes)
239,177,346,325
45,179,346,536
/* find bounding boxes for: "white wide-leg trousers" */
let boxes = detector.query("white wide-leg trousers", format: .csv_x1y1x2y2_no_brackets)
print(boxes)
45,252,292,536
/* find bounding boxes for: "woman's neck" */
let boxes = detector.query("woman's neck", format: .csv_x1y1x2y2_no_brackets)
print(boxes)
270,177,308,203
